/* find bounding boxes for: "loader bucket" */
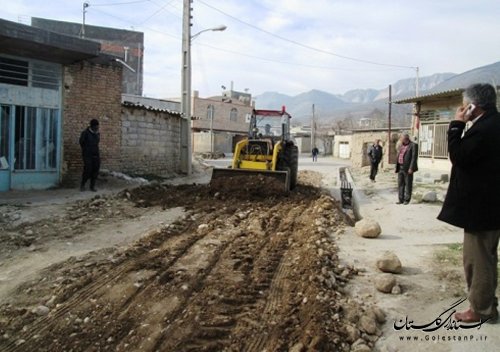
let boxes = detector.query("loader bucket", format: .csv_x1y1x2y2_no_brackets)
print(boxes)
210,168,290,195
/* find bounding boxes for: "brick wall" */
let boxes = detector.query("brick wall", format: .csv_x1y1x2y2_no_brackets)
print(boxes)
62,61,123,185
121,106,181,176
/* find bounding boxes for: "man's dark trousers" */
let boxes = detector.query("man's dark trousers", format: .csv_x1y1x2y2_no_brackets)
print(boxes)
464,229,500,317
369,161,379,181
397,169,413,203
81,156,100,190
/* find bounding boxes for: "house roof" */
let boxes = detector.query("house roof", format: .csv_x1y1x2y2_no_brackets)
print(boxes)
0,18,101,64
393,88,464,104
122,101,183,117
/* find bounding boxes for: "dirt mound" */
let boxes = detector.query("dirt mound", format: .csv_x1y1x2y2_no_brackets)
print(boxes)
0,171,363,352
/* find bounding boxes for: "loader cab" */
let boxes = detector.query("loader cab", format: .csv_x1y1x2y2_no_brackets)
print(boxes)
249,108,291,142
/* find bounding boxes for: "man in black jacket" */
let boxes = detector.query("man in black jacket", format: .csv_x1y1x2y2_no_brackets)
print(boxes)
395,133,418,204
367,139,383,182
438,83,500,323
79,119,100,192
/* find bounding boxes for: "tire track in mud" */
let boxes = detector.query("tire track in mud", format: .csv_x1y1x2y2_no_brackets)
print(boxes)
1,219,206,352
1,177,353,352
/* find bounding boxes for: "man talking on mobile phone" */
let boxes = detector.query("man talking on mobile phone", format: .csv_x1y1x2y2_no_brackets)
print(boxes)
438,83,500,323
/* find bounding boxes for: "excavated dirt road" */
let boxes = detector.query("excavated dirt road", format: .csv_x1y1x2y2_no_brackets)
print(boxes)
0,171,374,352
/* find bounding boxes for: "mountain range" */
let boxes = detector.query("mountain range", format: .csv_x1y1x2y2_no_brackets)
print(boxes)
254,61,500,126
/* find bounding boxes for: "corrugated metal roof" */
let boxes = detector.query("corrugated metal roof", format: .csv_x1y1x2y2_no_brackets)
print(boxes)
393,88,464,104
122,101,183,117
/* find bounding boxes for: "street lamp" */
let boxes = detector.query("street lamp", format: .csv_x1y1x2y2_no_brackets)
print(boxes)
192,25,227,40
181,0,226,174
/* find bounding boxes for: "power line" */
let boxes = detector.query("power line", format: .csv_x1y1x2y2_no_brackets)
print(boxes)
91,7,401,73
138,0,179,25
195,42,401,72
197,0,417,70
89,0,151,6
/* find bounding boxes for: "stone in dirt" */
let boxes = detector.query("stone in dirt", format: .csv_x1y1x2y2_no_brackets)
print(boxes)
376,251,402,274
371,306,386,323
289,342,304,352
391,284,402,295
345,324,360,343
32,305,50,316
354,219,381,238
375,273,397,293
357,315,377,335
352,344,372,352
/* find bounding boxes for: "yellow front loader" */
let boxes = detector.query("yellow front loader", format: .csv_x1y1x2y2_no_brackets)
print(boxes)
210,107,299,193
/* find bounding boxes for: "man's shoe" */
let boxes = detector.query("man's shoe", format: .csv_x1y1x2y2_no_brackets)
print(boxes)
403,201,410,205
455,308,498,323
396,201,403,204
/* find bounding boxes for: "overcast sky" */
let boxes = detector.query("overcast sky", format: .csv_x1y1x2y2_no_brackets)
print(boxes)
2,0,499,99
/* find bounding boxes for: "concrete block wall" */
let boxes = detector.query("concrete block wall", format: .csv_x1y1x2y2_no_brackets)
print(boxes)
192,97,252,133
193,132,233,154
62,61,123,185
121,107,181,176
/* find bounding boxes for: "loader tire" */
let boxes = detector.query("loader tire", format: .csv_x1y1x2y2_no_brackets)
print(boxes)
278,144,299,190
288,145,299,189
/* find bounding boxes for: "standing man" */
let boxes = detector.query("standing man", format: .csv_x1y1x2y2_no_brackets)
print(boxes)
367,139,383,182
438,83,500,323
312,146,319,162
395,133,418,204
79,119,100,192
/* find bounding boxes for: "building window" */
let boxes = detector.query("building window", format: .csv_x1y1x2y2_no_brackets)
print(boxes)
230,108,238,122
13,106,59,171
0,57,28,87
0,56,61,90
207,105,215,121
0,105,10,169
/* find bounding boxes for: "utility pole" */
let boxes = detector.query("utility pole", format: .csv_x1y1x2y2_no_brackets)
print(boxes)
388,84,392,164
180,0,192,174
81,2,89,38
311,104,316,152
415,66,420,97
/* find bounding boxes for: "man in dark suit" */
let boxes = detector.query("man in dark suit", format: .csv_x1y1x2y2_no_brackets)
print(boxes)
438,83,500,323
79,119,100,192
395,133,418,204
367,139,383,182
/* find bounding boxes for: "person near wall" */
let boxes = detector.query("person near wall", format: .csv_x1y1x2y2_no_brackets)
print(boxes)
367,139,383,182
312,146,319,162
437,83,500,323
395,133,418,204
79,119,100,192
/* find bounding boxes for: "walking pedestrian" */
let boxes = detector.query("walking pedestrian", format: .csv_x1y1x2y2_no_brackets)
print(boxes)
312,146,319,162
438,83,500,323
79,119,100,192
395,133,418,204
367,139,383,182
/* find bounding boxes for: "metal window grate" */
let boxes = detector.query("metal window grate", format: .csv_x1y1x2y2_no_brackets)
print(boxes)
418,123,449,159
0,56,61,90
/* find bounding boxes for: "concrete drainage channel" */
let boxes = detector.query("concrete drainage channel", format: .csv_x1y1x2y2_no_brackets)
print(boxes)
339,167,362,221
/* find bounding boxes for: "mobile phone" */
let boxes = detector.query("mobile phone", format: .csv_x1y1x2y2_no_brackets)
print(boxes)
465,103,476,120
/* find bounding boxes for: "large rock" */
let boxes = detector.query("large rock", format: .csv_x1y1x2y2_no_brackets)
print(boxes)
422,191,438,203
376,251,403,274
375,273,397,293
354,219,382,238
